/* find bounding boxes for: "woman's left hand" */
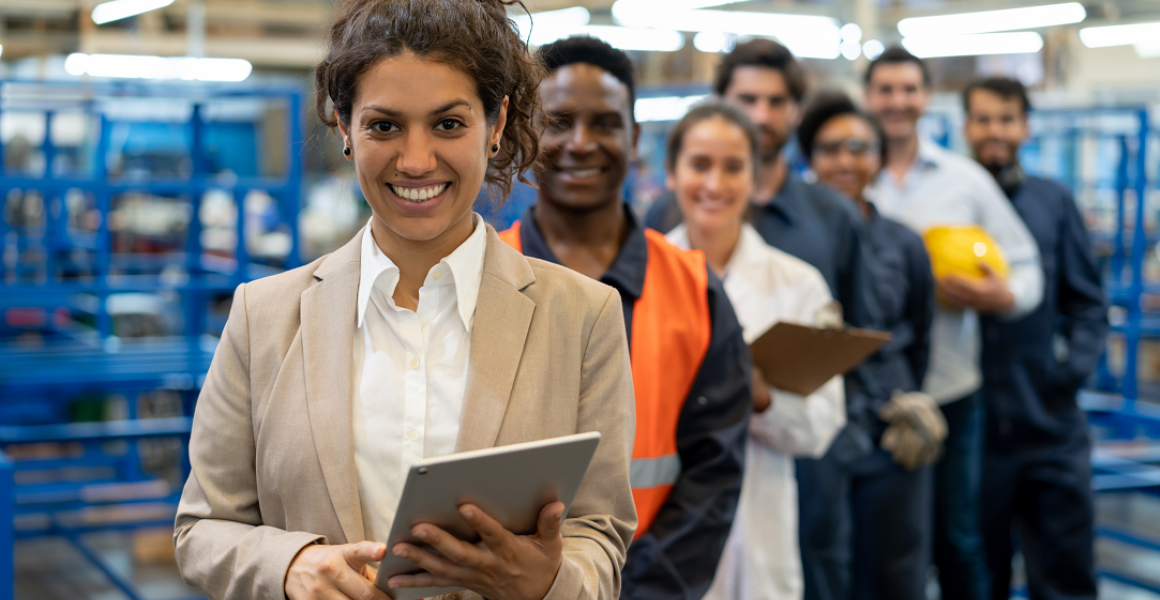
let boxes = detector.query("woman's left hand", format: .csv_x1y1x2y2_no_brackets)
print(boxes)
387,501,565,600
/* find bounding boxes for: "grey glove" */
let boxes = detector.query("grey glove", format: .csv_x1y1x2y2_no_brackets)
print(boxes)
879,390,948,471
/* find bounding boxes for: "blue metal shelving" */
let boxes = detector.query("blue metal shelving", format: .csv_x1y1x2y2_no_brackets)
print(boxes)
0,79,304,600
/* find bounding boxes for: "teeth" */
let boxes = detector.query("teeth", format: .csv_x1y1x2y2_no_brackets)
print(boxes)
391,183,448,202
566,168,601,178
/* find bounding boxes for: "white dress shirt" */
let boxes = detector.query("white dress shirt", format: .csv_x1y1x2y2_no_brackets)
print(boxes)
871,139,1043,403
668,223,845,600
351,216,487,542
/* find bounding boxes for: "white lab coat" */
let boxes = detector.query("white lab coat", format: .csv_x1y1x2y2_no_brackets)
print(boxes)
668,223,846,600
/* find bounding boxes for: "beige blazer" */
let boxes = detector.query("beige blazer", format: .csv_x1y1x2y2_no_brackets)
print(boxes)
174,224,638,600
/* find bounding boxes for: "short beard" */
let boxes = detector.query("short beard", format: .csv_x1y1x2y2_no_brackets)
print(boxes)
761,140,785,164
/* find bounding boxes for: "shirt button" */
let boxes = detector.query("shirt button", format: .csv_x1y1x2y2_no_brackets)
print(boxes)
407,429,419,441
410,357,420,369
433,269,443,281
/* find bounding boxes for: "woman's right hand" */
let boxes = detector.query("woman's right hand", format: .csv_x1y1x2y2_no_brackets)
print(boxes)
286,541,391,600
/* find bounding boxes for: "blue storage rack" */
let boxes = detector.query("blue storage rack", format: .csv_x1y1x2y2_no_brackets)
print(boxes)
0,79,304,600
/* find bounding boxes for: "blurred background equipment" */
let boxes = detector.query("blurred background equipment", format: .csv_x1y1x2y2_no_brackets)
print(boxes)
3,0,1160,599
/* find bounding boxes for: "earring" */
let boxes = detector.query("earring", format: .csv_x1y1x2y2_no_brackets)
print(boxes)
492,144,499,153
343,146,351,156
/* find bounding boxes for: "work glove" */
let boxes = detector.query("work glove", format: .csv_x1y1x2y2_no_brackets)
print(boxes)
879,390,948,471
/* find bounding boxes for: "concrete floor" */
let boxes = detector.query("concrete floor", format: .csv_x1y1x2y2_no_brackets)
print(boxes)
13,493,1160,600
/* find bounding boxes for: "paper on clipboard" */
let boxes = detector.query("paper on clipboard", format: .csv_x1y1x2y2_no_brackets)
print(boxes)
750,322,891,396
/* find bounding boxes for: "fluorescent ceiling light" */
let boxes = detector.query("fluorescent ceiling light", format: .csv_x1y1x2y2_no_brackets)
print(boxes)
613,5,840,58
863,39,885,60
92,0,174,25
616,0,747,11
1079,21,1160,48
693,31,736,53
902,32,1044,58
635,95,707,122
577,26,685,52
65,53,253,82
897,2,1085,37
511,7,590,46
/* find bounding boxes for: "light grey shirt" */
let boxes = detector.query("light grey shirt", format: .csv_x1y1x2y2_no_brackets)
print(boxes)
871,140,1043,404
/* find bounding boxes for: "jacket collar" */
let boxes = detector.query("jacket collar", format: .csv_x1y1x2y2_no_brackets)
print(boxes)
298,221,538,543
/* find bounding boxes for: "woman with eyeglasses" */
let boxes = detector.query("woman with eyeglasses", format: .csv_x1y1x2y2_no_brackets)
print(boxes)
664,101,846,600
797,91,938,600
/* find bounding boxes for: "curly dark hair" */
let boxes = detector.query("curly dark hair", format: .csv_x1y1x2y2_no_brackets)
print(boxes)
797,90,887,165
538,36,637,118
314,0,544,201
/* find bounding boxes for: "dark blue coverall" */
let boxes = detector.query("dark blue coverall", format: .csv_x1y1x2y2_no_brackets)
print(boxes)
850,205,935,600
647,175,884,600
980,170,1107,600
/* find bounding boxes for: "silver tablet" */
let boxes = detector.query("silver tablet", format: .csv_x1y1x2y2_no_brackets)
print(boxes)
375,431,602,600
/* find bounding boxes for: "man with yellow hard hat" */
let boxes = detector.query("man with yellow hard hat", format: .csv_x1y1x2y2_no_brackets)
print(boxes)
864,48,1043,600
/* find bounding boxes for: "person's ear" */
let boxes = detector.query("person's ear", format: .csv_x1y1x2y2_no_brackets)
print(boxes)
665,169,676,192
335,109,354,162
490,96,510,153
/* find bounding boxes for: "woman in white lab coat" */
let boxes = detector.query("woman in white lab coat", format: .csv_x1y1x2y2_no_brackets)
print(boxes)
663,102,846,600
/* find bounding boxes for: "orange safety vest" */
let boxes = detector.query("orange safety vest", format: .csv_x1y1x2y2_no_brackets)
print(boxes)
499,221,712,538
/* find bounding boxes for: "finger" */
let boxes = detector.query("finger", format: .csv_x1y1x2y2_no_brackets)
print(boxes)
410,523,485,568
342,541,387,571
459,503,513,549
361,564,378,582
536,501,566,541
333,558,390,600
978,262,996,277
386,570,461,590
390,542,472,584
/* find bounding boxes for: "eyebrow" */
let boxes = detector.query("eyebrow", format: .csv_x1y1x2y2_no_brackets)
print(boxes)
545,109,625,120
361,99,473,118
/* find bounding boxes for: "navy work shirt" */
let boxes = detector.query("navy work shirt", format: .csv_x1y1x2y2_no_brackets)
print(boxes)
515,204,752,600
647,174,884,459
863,205,935,436
981,171,1108,448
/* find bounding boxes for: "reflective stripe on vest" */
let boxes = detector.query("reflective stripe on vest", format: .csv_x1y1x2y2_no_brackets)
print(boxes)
499,221,712,539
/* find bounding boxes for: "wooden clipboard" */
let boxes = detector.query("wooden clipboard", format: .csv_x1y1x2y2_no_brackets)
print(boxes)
750,322,891,396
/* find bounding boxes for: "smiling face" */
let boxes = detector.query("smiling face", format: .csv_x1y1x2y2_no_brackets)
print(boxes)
668,115,755,238
864,62,929,143
536,63,639,213
810,114,881,202
337,52,506,250
964,88,1027,173
721,66,798,162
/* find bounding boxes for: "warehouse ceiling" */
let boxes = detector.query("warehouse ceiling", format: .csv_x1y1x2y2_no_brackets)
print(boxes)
0,0,1158,68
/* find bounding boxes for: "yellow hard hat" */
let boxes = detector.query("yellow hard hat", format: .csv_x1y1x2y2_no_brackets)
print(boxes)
922,225,1009,282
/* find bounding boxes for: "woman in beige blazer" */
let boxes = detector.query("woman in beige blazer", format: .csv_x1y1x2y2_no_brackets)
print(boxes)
173,2,637,599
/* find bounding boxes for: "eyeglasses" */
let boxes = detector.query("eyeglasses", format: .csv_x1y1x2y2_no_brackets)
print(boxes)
814,139,879,158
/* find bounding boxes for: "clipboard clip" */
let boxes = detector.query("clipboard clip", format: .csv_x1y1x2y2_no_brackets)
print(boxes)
814,300,845,330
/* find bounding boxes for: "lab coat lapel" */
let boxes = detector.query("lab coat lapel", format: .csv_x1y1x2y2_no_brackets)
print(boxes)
457,227,537,452
300,229,365,544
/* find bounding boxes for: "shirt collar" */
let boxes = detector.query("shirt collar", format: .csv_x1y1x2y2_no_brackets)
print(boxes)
915,138,947,170
357,214,488,330
666,222,763,279
758,172,809,225
519,203,648,301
